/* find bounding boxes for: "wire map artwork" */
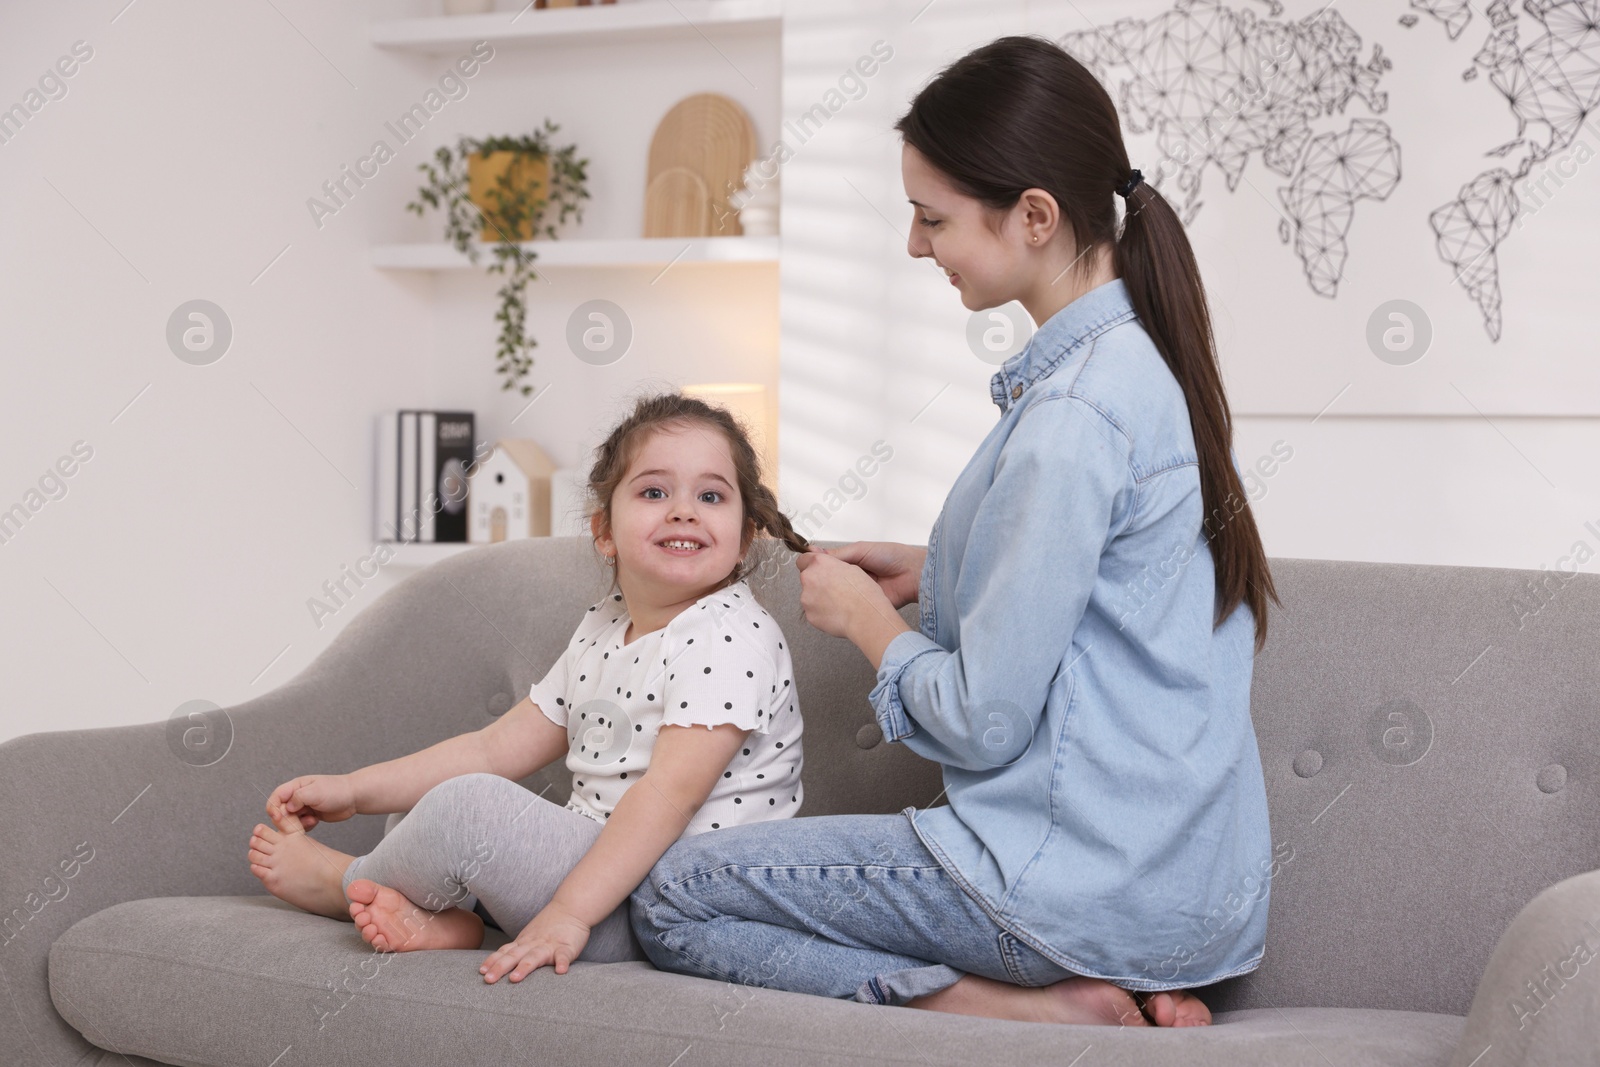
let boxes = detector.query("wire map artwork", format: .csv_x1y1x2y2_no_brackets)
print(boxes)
1060,0,1600,340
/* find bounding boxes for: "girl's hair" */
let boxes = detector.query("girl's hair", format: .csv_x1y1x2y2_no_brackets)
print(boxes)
893,34,1279,652
584,390,811,593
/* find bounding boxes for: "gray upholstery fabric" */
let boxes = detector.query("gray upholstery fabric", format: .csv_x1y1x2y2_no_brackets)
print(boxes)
1446,866,1600,1066
2,536,1594,1065
51,896,1467,1067
1196,557,1600,1024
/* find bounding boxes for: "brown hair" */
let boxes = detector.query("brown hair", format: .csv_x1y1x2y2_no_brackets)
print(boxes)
584,390,810,593
894,34,1279,651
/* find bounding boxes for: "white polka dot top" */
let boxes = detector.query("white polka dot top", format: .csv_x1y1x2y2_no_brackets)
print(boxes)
528,579,804,836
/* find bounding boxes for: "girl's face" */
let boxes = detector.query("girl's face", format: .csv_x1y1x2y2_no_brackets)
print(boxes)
595,423,749,598
901,142,1043,312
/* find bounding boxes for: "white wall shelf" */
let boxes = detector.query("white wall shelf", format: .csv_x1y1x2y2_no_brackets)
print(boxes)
371,235,779,270
368,3,784,575
371,0,781,53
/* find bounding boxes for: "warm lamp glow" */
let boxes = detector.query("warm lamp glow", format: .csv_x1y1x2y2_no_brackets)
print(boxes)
683,382,773,473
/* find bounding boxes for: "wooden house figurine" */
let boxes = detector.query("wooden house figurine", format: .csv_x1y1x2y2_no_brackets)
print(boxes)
468,439,557,543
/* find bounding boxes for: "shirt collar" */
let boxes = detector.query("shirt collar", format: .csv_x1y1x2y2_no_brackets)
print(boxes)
990,276,1139,414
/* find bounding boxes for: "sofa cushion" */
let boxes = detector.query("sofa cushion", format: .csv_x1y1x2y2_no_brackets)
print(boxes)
51,895,1464,1067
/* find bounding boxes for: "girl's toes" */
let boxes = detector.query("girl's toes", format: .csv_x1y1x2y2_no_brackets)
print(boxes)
345,879,380,906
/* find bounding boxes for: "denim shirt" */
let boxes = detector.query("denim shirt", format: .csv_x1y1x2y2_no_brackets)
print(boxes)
868,277,1274,990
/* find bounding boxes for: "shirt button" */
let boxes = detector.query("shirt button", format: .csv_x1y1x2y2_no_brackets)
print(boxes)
1010,383,1023,399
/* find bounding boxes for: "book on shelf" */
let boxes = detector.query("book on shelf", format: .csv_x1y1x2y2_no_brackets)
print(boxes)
375,410,475,543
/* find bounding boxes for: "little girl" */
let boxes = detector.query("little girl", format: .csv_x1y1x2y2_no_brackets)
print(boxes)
246,390,811,985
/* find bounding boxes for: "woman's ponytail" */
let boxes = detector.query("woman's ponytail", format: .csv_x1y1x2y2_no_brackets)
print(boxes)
1115,175,1279,651
895,34,1280,651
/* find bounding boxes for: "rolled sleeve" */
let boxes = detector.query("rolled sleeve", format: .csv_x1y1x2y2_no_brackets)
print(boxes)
867,394,1133,770
868,629,945,742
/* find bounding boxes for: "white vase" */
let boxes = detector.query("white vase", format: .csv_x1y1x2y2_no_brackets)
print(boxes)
732,159,780,237
739,204,778,237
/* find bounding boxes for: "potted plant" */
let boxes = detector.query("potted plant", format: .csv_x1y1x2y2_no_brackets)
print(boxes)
408,120,590,396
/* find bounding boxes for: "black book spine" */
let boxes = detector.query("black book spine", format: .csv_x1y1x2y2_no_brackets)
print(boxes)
433,411,475,543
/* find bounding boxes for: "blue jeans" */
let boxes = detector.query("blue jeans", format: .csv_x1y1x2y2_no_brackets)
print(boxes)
628,807,1081,1006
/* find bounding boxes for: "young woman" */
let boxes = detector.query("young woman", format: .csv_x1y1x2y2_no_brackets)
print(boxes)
628,34,1280,1028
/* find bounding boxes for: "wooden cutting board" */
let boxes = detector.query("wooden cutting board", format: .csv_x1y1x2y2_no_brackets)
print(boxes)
644,92,757,237
644,167,712,238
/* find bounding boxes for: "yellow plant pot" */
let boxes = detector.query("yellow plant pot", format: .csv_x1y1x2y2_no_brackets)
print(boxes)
467,151,550,242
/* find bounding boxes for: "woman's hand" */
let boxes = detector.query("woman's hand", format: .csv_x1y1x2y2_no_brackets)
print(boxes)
796,549,900,639
266,774,358,832
479,903,592,982
815,542,927,610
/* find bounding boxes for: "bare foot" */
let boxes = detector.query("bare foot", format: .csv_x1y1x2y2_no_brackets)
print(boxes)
247,810,356,921
1136,988,1213,1027
908,973,1150,1025
346,878,485,953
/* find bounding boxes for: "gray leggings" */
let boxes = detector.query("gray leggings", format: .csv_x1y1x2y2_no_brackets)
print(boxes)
339,772,645,962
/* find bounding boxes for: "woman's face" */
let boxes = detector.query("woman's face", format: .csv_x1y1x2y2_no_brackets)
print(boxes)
902,142,1033,311
595,424,749,598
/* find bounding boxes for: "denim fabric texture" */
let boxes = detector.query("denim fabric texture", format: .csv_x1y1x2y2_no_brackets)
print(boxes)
631,276,1273,1002
871,276,1272,989
629,811,1081,1006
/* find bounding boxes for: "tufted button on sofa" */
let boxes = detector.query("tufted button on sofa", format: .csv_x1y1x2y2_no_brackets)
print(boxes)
6,537,1596,1066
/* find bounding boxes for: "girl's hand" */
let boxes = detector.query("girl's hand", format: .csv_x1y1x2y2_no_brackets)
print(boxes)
480,903,592,982
819,541,927,609
266,774,357,832
796,549,898,639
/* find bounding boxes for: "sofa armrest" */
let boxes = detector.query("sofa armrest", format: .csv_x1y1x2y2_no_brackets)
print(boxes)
1,536,599,1065
1449,866,1600,1066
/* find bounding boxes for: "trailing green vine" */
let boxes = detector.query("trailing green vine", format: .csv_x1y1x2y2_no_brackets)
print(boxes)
408,120,590,396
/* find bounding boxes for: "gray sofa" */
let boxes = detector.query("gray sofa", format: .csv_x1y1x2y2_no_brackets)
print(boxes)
7,536,1596,1065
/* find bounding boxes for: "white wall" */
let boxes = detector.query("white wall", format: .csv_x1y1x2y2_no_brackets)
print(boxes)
0,0,778,742
775,0,1600,586
3,0,1593,746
